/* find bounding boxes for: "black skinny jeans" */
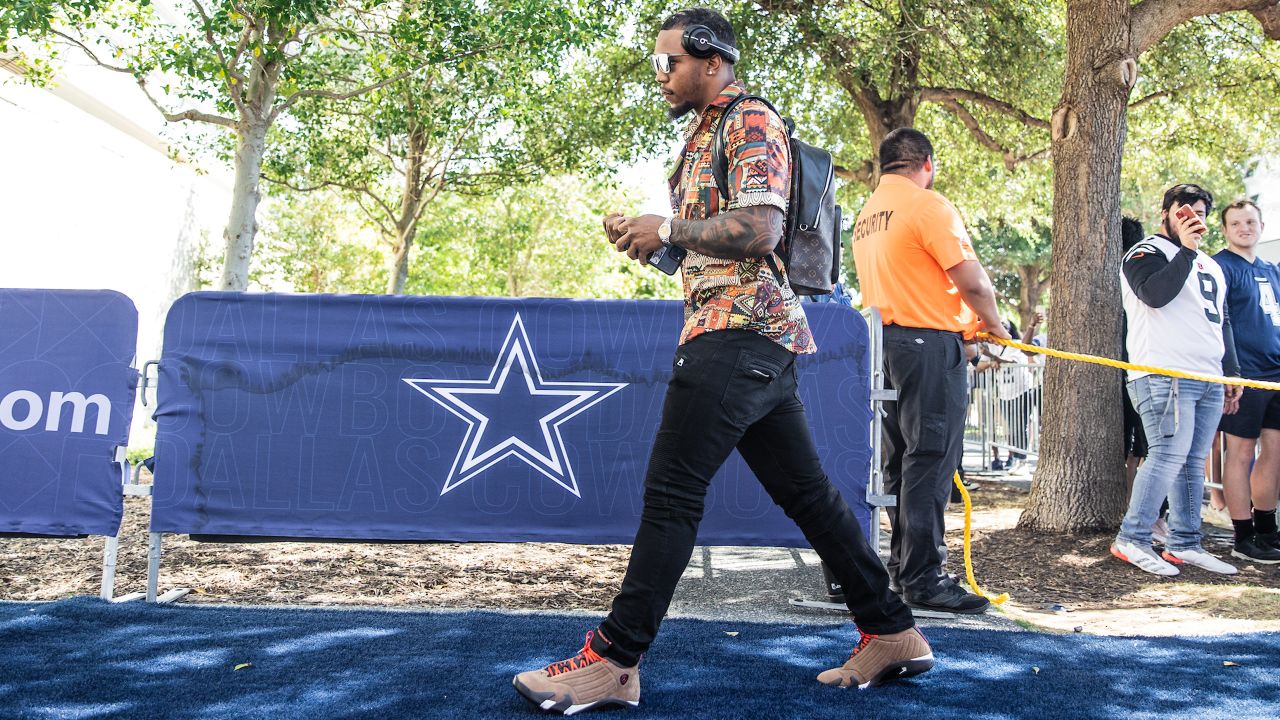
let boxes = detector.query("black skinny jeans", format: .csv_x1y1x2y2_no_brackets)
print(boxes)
598,330,914,666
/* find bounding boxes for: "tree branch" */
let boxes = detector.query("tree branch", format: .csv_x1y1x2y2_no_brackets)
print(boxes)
1253,5,1280,38
936,100,1049,170
834,159,875,185
190,0,248,118
50,29,133,73
133,76,237,127
270,44,504,121
52,27,237,128
1128,79,1256,109
920,87,1049,130
1131,0,1278,54
264,174,399,238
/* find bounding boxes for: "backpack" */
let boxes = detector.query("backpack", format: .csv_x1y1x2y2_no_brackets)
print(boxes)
711,94,842,296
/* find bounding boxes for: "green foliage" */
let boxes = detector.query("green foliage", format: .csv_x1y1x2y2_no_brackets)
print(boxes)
971,219,1052,313
1122,14,1280,234
260,0,615,288
125,446,154,465
406,175,680,299
0,0,118,50
559,1,1276,247
249,175,679,300
555,0,1064,225
254,188,387,293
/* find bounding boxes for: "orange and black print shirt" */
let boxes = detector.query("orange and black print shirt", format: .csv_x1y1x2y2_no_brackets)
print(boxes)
669,81,815,355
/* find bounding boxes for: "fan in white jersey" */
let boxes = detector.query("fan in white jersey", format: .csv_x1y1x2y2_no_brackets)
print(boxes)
1112,183,1241,578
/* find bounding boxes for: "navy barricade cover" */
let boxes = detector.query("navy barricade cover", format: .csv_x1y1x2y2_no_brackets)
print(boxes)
152,293,873,547
0,289,138,537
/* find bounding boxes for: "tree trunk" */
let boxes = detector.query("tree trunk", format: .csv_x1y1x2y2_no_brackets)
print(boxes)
219,119,269,291
1019,0,1133,531
219,40,282,292
1017,264,1048,336
387,124,426,295
385,222,417,295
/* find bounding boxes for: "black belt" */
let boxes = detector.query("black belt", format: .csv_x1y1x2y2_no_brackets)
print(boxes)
882,324,962,337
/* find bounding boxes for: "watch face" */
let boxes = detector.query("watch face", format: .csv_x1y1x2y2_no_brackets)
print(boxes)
659,219,672,242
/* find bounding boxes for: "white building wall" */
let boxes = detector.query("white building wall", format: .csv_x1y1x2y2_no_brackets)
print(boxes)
0,60,231,447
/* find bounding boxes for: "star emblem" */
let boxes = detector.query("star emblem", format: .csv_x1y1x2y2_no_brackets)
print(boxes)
403,314,627,497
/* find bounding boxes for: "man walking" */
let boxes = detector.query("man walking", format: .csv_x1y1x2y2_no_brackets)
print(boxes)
852,128,1010,614
512,9,930,715
1212,199,1280,563
1112,183,1241,576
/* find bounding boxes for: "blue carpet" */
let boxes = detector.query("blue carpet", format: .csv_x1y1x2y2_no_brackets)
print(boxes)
1,598,1276,720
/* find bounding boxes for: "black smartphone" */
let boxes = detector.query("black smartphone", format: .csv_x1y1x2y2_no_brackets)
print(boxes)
649,243,687,275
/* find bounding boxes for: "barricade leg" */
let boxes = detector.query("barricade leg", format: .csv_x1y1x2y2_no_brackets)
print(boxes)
100,455,145,602
99,534,119,601
146,532,189,604
147,532,161,602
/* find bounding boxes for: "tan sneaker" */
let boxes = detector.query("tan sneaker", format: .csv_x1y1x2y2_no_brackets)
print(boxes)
513,630,639,715
817,627,934,689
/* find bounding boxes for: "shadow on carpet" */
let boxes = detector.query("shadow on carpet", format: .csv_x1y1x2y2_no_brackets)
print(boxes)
1,597,1276,719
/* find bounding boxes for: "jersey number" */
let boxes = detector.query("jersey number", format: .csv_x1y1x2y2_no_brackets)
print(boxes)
1259,278,1280,326
1198,272,1221,323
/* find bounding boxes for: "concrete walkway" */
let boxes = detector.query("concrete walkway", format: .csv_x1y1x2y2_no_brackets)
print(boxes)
669,543,1022,631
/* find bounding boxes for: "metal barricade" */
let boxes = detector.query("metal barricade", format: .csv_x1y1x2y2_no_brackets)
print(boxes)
965,362,1044,469
860,308,897,555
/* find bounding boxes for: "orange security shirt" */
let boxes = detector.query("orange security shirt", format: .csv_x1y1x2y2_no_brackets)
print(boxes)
851,174,980,336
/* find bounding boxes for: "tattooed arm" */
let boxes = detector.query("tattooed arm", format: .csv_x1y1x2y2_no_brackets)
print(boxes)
612,206,784,264
669,206,784,261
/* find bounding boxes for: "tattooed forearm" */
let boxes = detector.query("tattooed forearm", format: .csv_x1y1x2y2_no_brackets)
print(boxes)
670,205,784,261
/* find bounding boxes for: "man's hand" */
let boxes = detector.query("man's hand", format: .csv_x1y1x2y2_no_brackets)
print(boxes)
981,319,1013,341
614,214,668,265
1022,311,1044,359
1170,202,1208,251
603,212,626,246
1223,383,1243,415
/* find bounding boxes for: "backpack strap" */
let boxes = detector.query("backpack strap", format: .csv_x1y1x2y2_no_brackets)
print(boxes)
709,93,791,286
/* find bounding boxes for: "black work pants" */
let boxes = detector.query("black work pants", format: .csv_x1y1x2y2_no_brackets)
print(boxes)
881,325,969,599
598,330,914,666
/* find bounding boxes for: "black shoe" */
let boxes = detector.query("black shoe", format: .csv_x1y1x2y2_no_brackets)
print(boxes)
1258,532,1280,552
891,573,959,597
906,584,990,614
1232,534,1280,564
990,459,1005,471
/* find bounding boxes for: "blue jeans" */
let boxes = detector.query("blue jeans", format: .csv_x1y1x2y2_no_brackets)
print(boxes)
1118,376,1223,551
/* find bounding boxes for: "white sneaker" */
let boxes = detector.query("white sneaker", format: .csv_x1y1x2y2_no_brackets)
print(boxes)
1111,539,1179,576
1162,548,1238,575
1151,518,1170,546
1202,504,1233,530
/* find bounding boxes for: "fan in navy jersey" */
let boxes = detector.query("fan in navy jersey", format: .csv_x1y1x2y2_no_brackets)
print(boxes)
1212,199,1280,563
1112,183,1242,577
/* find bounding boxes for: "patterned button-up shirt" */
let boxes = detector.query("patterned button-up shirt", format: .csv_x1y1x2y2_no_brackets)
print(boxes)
670,82,815,354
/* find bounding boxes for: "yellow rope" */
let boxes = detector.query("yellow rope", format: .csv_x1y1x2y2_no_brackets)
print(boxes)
953,471,1008,605
951,333,1268,608
979,334,1280,391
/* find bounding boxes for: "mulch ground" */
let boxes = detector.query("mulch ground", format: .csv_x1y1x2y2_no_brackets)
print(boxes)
4,477,1278,624
955,482,1280,615
1,491,629,610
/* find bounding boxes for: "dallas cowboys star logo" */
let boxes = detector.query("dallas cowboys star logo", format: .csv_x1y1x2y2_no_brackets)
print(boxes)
403,314,627,498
